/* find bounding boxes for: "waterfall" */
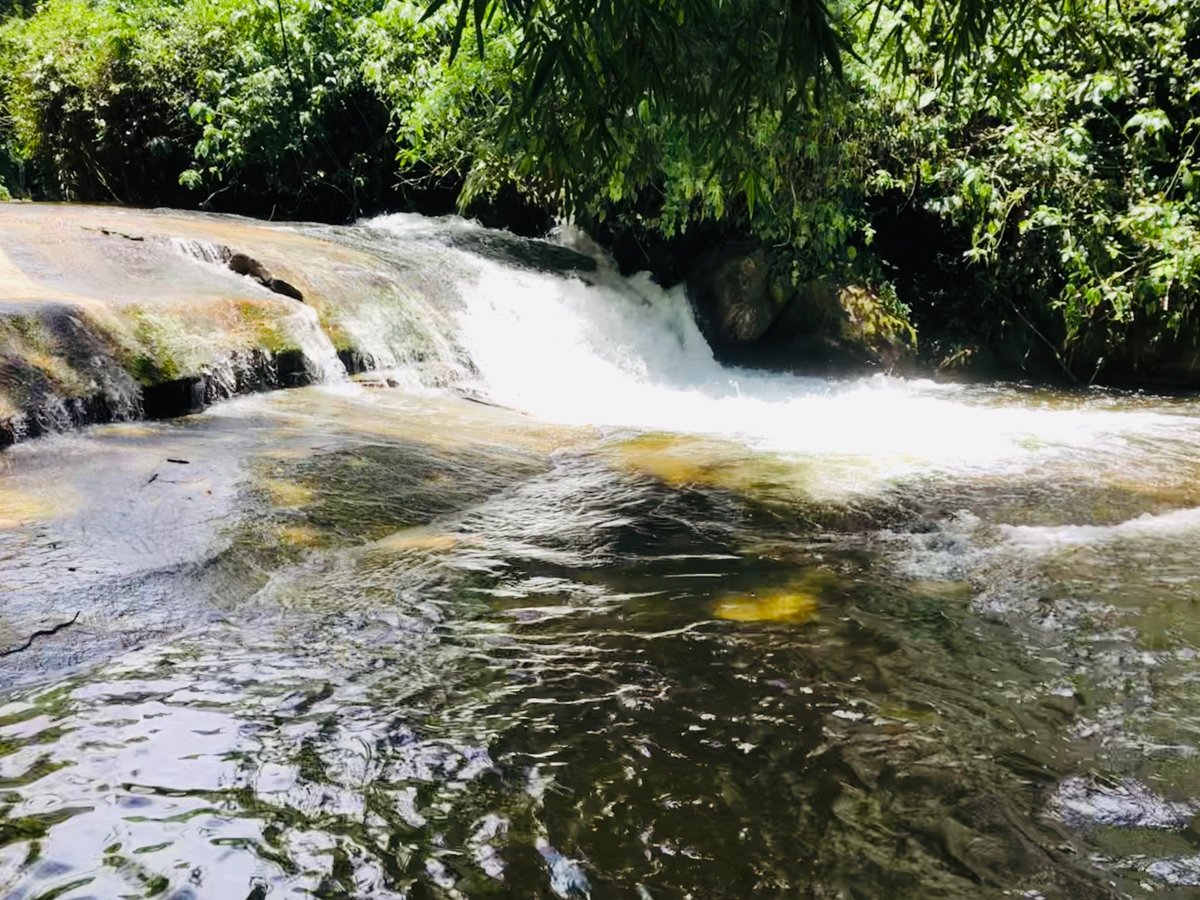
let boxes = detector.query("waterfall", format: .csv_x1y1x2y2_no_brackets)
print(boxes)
171,236,347,385
345,214,1187,476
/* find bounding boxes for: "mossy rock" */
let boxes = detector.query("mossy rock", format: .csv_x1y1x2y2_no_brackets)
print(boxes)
684,239,915,373
750,279,915,373
0,204,395,444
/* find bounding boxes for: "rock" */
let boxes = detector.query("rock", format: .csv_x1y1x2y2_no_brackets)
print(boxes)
337,349,376,375
228,252,305,302
227,252,271,282
268,277,304,302
761,280,915,373
437,229,597,278
0,204,402,446
142,376,206,419
685,238,915,373
685,244,781,347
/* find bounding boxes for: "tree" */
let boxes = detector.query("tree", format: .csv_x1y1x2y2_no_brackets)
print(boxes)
411,0,1088,225
424,0,1076,145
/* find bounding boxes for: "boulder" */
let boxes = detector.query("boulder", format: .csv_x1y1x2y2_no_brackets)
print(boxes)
685,244,782,347
764,280,915,372
685,239,915,372
0,204,412,445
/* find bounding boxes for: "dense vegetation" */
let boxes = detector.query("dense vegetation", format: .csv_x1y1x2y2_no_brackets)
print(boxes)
0,0,1197,381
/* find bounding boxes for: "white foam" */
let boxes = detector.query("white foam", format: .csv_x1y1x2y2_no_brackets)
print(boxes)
359,214,1195,481
1002,506,1200,548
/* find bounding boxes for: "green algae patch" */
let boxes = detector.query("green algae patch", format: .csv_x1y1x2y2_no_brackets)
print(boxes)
235,300,296,355
120,303,263,385
260,478,317,509
125,309,186,383
0,314,95,400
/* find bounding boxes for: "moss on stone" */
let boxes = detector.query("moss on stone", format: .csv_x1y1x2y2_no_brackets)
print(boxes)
837,284,917,351
236,300,293,354
124,308,189,383
0,315,90,397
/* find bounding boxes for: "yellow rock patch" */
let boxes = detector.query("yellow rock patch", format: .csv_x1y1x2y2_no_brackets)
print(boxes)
262,478,315,508
0,484,72,529
611,433,715,486
714,589,820,624
610,432,783,490
374,529,463,553
713,570,840,624
279,524,324,548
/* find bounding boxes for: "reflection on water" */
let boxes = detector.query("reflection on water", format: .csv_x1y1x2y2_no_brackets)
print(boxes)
1,385,1200,897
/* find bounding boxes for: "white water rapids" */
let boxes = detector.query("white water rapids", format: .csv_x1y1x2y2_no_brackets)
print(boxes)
346,214,1196,483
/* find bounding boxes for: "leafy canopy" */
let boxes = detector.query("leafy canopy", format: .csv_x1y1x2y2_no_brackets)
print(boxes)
423,0,1081,148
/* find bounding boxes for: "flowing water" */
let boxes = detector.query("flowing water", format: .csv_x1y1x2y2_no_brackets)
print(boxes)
2,216,1200,898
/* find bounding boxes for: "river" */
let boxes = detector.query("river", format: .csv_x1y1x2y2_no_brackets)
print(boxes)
1,214,1199,897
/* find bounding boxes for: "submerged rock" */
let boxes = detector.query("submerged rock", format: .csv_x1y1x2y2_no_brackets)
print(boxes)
713,589,819,623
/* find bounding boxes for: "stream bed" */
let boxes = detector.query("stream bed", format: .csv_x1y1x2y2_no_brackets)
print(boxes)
1,217,1200,898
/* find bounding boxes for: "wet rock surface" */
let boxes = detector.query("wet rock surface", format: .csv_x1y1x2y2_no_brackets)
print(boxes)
0,205,417,445
685,243,915,373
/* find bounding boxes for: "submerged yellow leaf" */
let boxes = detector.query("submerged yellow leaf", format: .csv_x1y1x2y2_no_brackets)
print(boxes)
877,701,940,723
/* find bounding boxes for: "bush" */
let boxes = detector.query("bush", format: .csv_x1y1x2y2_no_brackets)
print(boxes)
0,0,397,218
0,0,1197,380
891,0,1200,376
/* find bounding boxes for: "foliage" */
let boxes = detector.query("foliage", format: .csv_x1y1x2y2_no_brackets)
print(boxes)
0,0,394,216
1,0,200,202
0,0,1197,379
876,0,1200,375
421,0,1200,374
177,0,392,216
425,0,1069,179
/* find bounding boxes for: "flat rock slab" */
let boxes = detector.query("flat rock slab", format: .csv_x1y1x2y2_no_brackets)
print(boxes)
0,204,414,443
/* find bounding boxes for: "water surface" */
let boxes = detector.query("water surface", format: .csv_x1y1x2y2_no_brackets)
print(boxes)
1,217,1199,897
